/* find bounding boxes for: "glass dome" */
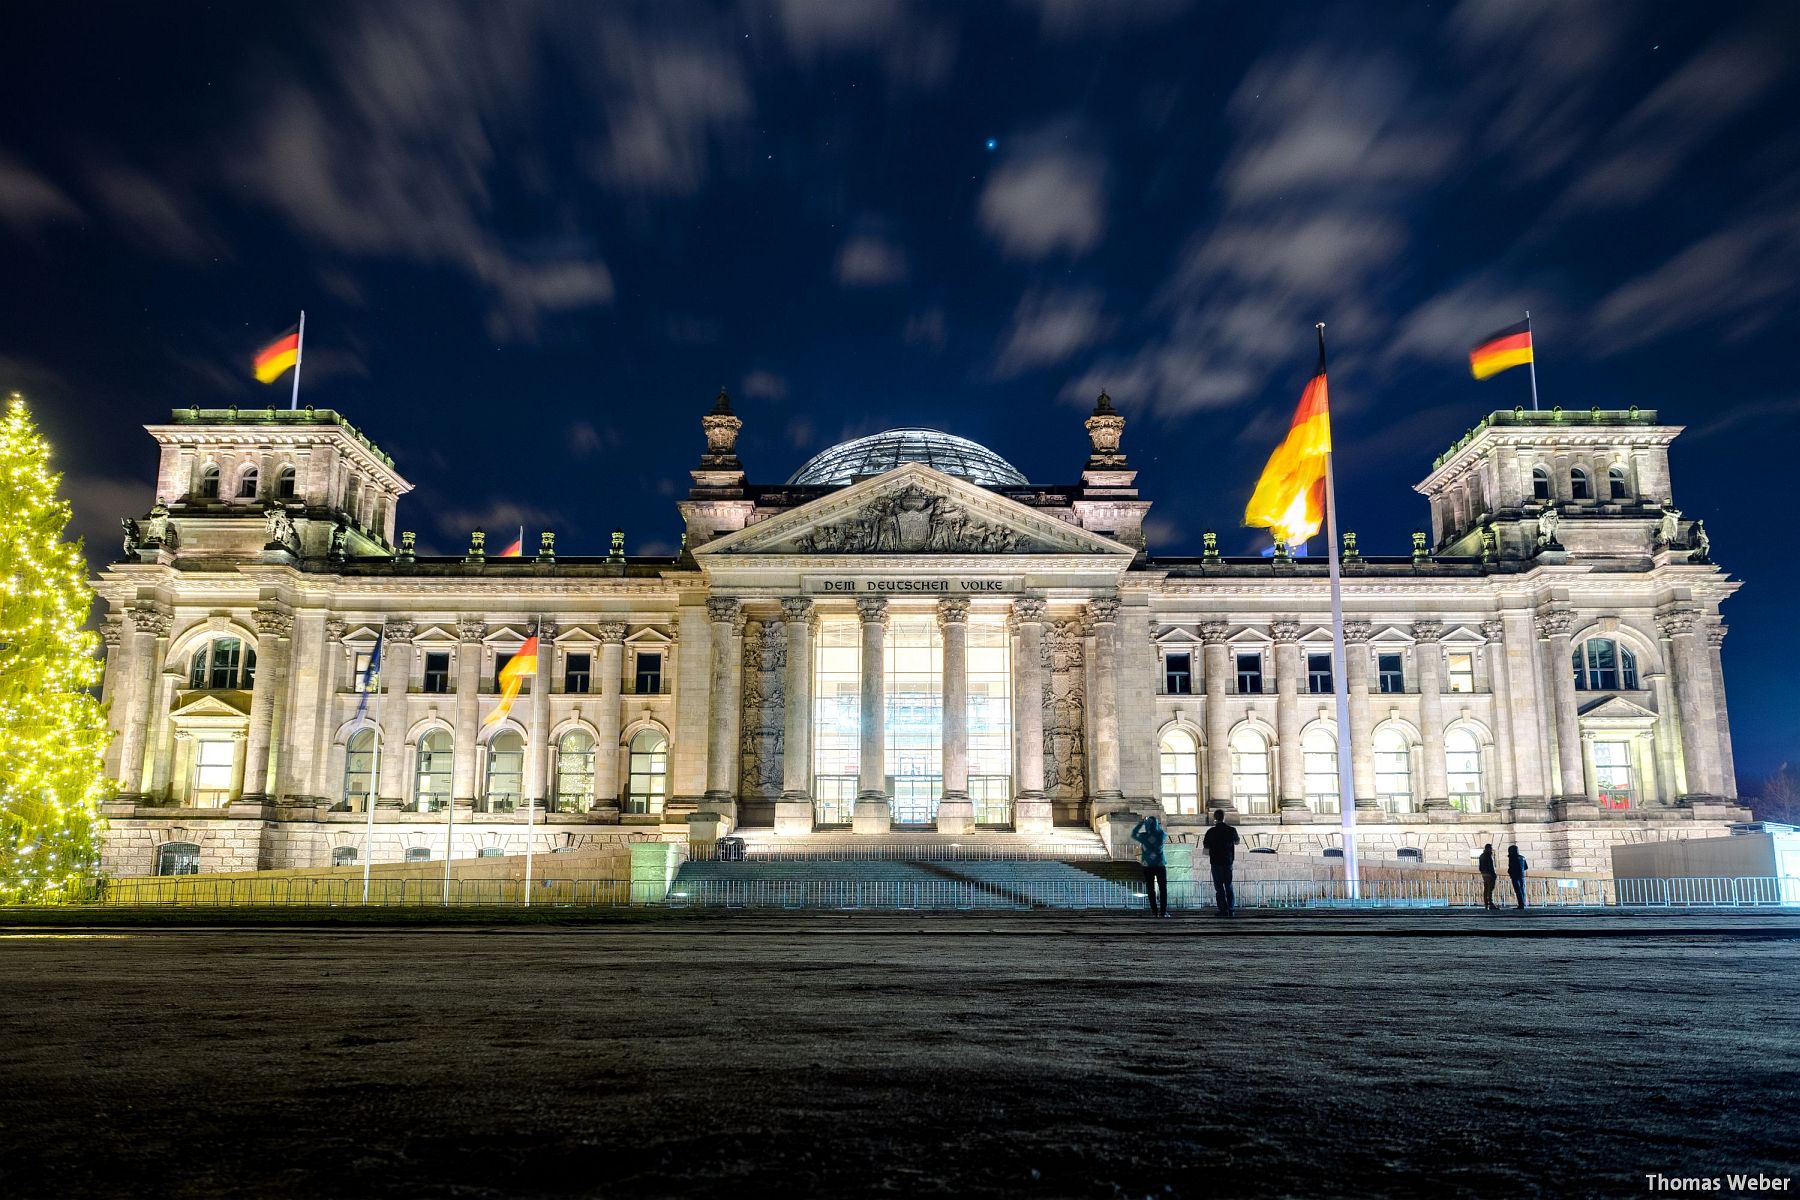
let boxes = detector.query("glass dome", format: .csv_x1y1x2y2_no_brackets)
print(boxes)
787,427,1028,488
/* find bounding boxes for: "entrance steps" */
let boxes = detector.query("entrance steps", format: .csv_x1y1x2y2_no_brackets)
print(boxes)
722,827,1112,862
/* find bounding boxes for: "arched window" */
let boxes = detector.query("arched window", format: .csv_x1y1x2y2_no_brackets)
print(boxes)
1608,466,1629,501
1570,466,1592,501
1572,639,1639,691
1531,465,1551,502
188,637,256,689
1374,727,1413,813
156,841,201,876
625,729,668,814
276,465,297,499
555,729,596,812
237,466,259,499
331,846,358,867
413,730,453,811
1302,727,1339,813
343,729,377,811
199,463,221,499
484,730,525,812
1446,728,1484,811
1228,727,1271,814
1158,729,1199,816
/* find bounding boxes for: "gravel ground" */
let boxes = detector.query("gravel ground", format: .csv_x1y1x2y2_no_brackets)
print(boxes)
1,913,1797,1199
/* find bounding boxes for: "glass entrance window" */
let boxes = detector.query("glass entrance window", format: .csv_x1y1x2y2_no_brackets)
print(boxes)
343,729,376,810
886,615,943,824
555,730,596,812
484,731,525,811
1229,727,1272,813
1374,727,1414,812
190,738,236,806
1159,729,1200,816
1446,728,1484,811
812,617,861,825
413,730,452,811
625,729,668,814
1302,727,1339,813
967,618,1013,825
1594,740,1635,809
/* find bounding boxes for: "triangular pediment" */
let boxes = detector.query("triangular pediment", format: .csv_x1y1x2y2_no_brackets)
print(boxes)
1577,695,1658,721
170,691,252,720
697,464,1133,559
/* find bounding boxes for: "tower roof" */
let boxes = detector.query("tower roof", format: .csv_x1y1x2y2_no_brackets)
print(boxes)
786,427,1029,488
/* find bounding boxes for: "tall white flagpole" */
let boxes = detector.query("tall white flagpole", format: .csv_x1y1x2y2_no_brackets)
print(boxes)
1317,323,1361,899
361,631,384,905
289,310,306,412
1524,310,1541,412
523,620,539,907
443,739,456,907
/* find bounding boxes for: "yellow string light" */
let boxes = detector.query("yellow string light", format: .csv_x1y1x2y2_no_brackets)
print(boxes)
0,393,112,903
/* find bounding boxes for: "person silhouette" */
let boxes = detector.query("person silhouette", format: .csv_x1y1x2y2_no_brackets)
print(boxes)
1477,843,1498,911
1506,845,1529,910
1202,809,1241,916
1130,814,1170,917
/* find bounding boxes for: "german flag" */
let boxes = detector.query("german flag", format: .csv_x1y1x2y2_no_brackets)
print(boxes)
497,528,524,557
253,325,301,383
483,635,539,727
1244,335,1331,546
1469,319,1533,380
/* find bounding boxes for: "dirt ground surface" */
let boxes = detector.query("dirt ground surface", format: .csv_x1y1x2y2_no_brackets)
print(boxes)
2,912,1797,1199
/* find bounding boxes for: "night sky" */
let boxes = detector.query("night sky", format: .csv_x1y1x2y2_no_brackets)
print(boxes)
3,2,1796,783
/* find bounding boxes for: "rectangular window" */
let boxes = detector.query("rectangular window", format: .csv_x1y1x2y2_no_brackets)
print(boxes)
1235,652,1264,695
812,618,861,825
1163,652,1193,695
1378,653,1405,694
967,618,1013,825
422,652,451,694
190,738,236,806
633,652,663,695
885,616,943,824
351,650,379,693
405,847,431,863
564,652,592,695
1446,651,1475,694
1594,740,1634,809
1306,653,1333,694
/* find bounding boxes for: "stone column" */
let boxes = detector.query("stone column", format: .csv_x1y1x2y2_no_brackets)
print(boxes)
242,606,293,799
311,617,347,803
146,669,182,797
853,596,890,833
1343,620,1378,809
703,597,741,818
936,598,972,835
99,621,124,779
776,598,816,835
1658,605,1721,798
1271,619,1305,811
116,603,170,795
524,621,554,809
1480,620,1516,803
453,618,484,806
1413,620,1449,809
1086,596,1124,814
1501,610,1549,803
1011,598,1051,834
1706,622,1737,800
1199,621,1233,811
378,620,415,804
594,623,626,809
1536,607,1587,803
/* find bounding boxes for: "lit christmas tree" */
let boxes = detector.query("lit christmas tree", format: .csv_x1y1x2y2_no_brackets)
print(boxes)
0,393,110,901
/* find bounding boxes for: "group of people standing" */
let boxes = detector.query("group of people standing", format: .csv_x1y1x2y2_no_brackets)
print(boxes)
1127,816,1533,916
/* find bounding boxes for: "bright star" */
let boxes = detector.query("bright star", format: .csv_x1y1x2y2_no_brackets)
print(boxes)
985,138,997,151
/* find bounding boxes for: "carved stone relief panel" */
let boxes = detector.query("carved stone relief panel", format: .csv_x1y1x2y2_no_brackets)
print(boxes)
1042,618,1087,800
788,484,1033,554
739,619,787,797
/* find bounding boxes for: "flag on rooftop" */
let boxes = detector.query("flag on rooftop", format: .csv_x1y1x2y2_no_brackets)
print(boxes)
1243,341,1331,547
253,324,301,384
1469,319,1534,380
497,526,524,557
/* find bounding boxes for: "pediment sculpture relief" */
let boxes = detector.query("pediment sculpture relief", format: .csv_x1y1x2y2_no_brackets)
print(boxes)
788,485,1032,554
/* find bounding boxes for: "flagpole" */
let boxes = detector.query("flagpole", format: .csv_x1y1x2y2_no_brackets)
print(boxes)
361,630,384,905
290,310,306,412
443,737,456,907
1524,310,1540,412
1317,323,1361,900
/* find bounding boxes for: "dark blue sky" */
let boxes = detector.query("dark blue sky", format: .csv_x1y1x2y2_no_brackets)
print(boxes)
3,1,1796,782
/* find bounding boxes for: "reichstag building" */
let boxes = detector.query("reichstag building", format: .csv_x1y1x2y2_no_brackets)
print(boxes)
94,390,1746,877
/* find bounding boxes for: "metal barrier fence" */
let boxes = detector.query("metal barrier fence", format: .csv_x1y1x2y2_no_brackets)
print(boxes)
58,873,1800,910
738,841,1113,862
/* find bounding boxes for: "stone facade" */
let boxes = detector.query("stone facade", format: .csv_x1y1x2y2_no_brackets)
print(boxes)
94,398,1747,879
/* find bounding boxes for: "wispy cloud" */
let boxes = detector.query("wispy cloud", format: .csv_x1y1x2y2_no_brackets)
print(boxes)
835,231,909,286
771,0,955,90
992,289,1111,378
742,370,789,399
977,124,1106,259
0,154,80,232
87,162,226,261
1013,0,1191,39
903,308,948,352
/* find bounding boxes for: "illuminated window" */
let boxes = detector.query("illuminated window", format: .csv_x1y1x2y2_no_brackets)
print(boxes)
556,730,596,812
332,846,357,867
1159,729,1200,816
966,618,1013,825
351,649,380,693
1374,727,1413,813
484,730,525,811
1573,639,1638,691
1302,727,1339,813
812,618,861,825
405,847,431,863
413,730,452,811
1163,652,1192,695
1446,651,1476,694
1229,727,1272,813
1446,728,1484,811
343,729,377,810
156,842,200,876
885,615,943,824
1593,740,1634,809
189,637,256,690
189,738,236,806
625,729,668,814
